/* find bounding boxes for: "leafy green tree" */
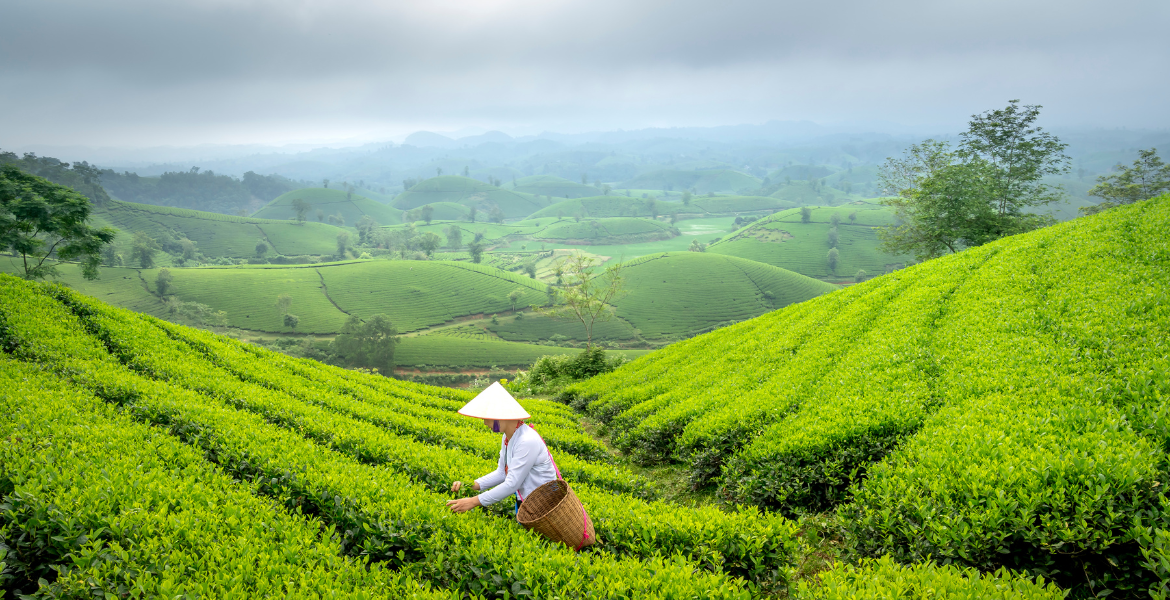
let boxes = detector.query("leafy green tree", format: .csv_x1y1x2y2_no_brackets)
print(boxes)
275,293,292,315
155,268,173,296
332,314,398,374
336,231,351,258
602,184,612,196
444,225,463,250
957,100,1069,219
292,198,311,223
131,232,160,269
1084,148,1170,214
523,262,537,278
537,253,626,348
255,240,269,258
421,204,435,225
581,173,588,185
830,212,841,227
827,227,839,248
681,190,692,206
800,206,813,223
283,313,299,332
848,211,857,224
880,160,999,260
508,288,524,311
827,248,840,273
0,165,116,280
689,239,706,252
489,205,506,224
467,241,484,263
179,238,197,262
101,244,123,267
468,206,477,222
414,231,441,257
854,269,867,283
355,215,378,244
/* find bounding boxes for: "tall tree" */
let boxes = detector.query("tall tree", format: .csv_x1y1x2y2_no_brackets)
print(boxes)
155,268,173,296
444,225,463,250
957,100,1069,223
130,232,160,269
537,253,626,348
467,241,484,263
877,102,1067,260
413,231,441,258
355,215,378,245
0,165,116,280
421,204,435,225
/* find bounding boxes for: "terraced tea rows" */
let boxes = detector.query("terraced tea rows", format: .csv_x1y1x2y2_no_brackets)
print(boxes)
566,194,1170,595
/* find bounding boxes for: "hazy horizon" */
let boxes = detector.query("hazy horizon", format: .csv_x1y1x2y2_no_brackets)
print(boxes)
3,0,1168,151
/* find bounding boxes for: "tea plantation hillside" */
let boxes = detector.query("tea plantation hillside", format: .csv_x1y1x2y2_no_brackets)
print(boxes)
254,188,403,225
507,174,600,199
94,199,342,258
394,176,547,218
0,273,1068,598
611,252,838,339
708,201,909,279
567,195,1170,597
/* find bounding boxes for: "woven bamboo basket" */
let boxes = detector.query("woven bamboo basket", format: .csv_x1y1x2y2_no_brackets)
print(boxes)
517,479,597,551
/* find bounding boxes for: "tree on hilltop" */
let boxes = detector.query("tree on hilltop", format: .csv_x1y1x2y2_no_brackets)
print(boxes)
292,198,310,223
0,165,116,280
800,206,813,223
155,269,173,296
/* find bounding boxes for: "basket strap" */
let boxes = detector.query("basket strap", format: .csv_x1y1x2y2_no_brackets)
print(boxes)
526,424,562,480
574,506,593,551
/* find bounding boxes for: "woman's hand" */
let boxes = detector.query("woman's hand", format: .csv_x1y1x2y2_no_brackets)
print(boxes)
446,496,482,513
450,481,480,492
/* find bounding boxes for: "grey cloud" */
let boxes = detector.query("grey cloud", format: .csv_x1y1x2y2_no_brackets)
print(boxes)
1,0,1166,147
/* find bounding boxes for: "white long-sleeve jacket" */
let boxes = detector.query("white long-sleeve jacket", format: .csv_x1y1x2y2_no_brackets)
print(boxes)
474,424,559,506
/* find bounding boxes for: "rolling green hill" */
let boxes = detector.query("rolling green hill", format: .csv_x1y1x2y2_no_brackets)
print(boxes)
708,202,909,279
611,252,838,339
397,336,647,369
403,201,470,222
620,169,761,194
689,195,796,214
507,175,600,199
768,180,862,205
94,199,342,259
254,188,403,225
567,195,1170,596
393,176,547,219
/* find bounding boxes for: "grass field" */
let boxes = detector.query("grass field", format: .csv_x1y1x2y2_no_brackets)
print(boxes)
620,169,761,194
708,201,910,279
534,217,677,244
254,188,403,225
398,336,648,368
506,175,601,199
393,176,548,219
611,252,838,339
487,312,641,343
566,194,1170,596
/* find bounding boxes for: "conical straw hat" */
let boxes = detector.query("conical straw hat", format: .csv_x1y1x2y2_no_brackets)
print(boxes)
458,382,530,420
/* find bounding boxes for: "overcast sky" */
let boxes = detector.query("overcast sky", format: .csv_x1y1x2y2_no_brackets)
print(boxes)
2,0,1166,148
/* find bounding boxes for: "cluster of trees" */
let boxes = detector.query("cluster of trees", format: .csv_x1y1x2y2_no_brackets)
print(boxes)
1083,148,1170,214
877,101,1071,261
100,167,295,215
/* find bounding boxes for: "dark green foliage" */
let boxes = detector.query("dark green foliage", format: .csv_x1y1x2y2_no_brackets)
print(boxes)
0,165,116,280
100,167,294,214
331,314,399,374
